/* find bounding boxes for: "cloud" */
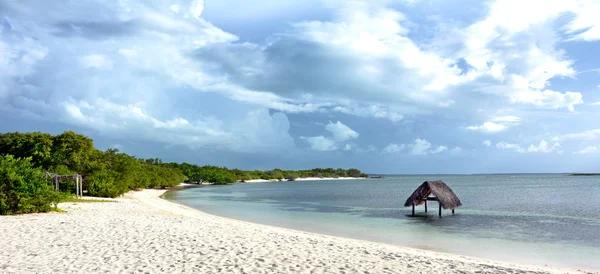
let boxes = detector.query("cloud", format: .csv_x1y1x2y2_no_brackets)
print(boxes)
574,146,600,154
493,116,521,123
526,140,562,153
552,129,600,141
60,98,294,153
384,139,456,155
483,140,492,146
1,0,600,167
564,1,600,41
79,54,113,70
467,122,507,133
496,140,561,154
302,120,359,151
467,116,521,133
458,0,588,111
190,0,204,18
591,101,600,106
302,136,337,151
496,141,526,153
325,121,359,142
383,144,405,154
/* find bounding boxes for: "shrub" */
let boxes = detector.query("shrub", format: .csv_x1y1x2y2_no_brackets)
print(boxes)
0,155,60,215
87,169,125,198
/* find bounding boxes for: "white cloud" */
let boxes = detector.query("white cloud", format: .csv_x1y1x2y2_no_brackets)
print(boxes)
331,105,404,122
467,122,507,133
383,143,405,154
302,136,337,151
467,115,522,133
2,0,600,158
496,140,561,154
459,0,587,111
302,120,359,151
508,87,583,112
325,121,359,142
590,101,600,106
61,98,294,152
527,140,562,153
410,139,432,155
78,54,113,70
384,139,456,155
483,140,492,146
438,99,455,108
493,116,521,123
190,0,204,18
430,145,448,154
565,1,600,41
553,129,600,141
496,141,526,153
574,146,600,154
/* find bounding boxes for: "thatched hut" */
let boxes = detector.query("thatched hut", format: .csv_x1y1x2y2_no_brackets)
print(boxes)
404,180,462,217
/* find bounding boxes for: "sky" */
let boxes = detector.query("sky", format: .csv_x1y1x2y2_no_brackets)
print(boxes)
1,0,600,174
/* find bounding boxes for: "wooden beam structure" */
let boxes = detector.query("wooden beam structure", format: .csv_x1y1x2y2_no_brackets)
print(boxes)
45,173,83,199
410,196,458,217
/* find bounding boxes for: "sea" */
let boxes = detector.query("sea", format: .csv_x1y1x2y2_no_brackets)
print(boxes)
163,174,600,270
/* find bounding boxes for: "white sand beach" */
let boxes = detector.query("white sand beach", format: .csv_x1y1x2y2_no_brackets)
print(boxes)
0,188,589,274
243,177,365,183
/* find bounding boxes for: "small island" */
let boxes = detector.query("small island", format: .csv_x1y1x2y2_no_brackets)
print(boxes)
569,173,600,176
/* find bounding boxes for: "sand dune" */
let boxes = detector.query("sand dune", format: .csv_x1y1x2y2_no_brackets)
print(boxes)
0,188,587,274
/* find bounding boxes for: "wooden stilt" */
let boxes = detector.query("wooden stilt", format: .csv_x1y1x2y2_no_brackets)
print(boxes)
452,209,455,215
424,200,428,213
75,177,79,199
412,201,415,216
438,202,442,217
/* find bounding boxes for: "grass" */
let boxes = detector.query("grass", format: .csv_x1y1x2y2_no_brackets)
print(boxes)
59,195,116,203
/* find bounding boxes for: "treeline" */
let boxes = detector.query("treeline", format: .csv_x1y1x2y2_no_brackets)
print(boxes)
0,131,366,214
165,163,367,184
0,131,186,213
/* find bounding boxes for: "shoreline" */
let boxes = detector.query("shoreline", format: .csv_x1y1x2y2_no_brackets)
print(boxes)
242,176,366,183
158,188,590,274
0,188,589,273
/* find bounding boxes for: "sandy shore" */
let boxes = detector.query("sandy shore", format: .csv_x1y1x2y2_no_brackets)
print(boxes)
0,189,589,274
244,177,364,183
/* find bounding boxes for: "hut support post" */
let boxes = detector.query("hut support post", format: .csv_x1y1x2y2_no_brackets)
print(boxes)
424,200,428,213
452,209,455,215
411,202,415,216
438,202,442,217
75,176,79,199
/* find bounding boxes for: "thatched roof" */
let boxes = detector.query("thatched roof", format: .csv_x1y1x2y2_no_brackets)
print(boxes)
404,180,462,209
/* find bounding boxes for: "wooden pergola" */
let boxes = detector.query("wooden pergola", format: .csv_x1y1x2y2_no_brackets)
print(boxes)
45,172,84,198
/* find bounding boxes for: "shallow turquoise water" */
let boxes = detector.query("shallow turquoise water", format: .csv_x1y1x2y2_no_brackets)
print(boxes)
164,174,600,270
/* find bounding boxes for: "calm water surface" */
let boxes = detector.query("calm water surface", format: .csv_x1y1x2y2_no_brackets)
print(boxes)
164,174,600,270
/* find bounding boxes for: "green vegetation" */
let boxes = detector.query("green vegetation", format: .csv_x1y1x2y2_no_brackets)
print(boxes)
58,195,115,203
167,164,367,184
0,131,367,214
0,155,60,215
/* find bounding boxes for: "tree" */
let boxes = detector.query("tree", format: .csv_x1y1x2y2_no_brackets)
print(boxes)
0,155,59,215
0,132,54,169
51,131,96,173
